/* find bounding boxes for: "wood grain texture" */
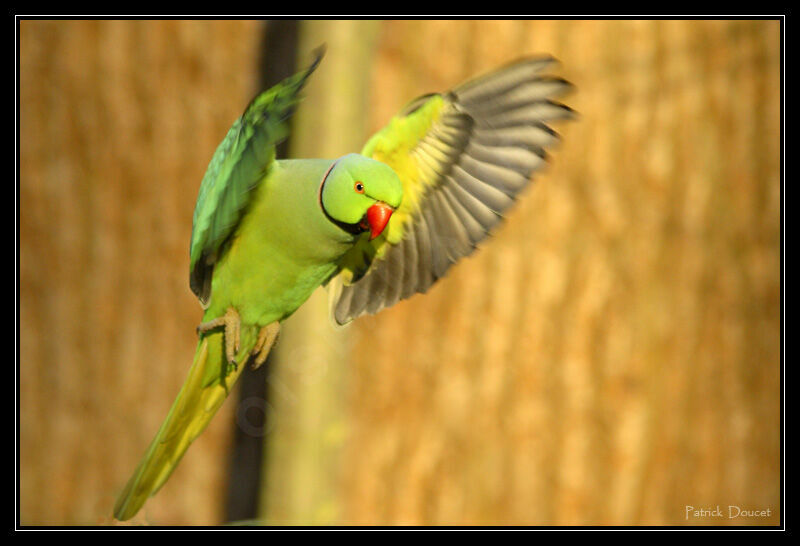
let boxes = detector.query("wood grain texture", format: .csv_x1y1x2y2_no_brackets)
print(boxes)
19,19,781,526
20,19,262,525
334,19,781,526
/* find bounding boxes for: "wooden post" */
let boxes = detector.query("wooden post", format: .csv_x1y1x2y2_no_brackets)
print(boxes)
258,20,380,525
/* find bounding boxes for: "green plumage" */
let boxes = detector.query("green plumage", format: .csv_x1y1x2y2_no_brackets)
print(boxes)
114,51,572,521
190,51,323,306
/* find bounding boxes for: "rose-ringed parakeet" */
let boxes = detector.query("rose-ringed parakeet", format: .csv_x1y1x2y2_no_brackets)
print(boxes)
113,50,573,521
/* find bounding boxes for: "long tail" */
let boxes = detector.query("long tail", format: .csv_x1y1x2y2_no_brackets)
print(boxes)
113,326,256,521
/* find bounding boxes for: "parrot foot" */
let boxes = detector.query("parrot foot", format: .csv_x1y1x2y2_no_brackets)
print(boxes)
196,307,241,367
251,322,280,370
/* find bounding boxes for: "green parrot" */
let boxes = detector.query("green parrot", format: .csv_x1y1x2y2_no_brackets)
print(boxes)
113,50,573,521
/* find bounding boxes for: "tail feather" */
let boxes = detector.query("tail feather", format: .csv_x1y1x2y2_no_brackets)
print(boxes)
113,328,256,521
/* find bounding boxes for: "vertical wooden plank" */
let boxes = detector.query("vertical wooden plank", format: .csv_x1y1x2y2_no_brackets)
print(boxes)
334,19,780,526
20,18,781,526
20,20,262,525
258,20,381,525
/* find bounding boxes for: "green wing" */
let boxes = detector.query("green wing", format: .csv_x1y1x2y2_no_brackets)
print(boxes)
328,56,574,325
189,50,323,305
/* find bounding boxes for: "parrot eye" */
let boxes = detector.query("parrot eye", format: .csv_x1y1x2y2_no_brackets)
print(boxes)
354,182,365,194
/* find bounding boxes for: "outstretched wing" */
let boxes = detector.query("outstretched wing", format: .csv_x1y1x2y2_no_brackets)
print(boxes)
328,56,574,325
189,50,323,306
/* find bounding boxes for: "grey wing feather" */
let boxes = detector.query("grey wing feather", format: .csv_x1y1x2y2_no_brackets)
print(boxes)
331,56,574,325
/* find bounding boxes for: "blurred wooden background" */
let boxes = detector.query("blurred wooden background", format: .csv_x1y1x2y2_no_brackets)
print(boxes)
19,19,781,526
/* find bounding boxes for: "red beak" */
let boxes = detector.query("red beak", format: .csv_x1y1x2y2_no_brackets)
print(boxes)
365,202,394,240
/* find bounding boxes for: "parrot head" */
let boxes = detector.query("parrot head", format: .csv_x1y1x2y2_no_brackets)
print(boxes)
319,153,403,240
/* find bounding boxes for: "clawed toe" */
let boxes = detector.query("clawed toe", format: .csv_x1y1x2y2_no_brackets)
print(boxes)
251,322,280,370
196,307,241,366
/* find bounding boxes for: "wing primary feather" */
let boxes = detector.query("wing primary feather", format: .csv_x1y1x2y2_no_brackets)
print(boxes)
463,77,574,115
400,225,420,299
467,141,547,172
428,189,473,262
443,174,502,230
334,281,355,325
477,100,576,129
347,271,373,319
460,151,534,193
413,211,436,290
421,201,454,278
473,122,559,148
329,55,573,324
454,57,558,106
413,145,445,184
381,233,408,309
364,262,390,315
438,184,487,245
450,164,515,213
